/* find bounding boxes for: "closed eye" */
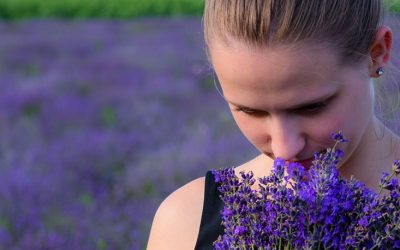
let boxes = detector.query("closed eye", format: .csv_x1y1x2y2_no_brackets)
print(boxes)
234,107,265,116
232,93,337,117
296,102,328,114
234,101,329,116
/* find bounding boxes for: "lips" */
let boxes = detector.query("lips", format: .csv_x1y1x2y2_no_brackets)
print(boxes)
286,150,327,167
292,158,314,167
266,150,328,166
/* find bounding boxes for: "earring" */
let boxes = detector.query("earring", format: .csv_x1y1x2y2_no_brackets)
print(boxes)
376,67,385,76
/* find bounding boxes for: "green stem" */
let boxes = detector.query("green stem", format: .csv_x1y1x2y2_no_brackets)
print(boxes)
287,227,292,250
378,172,395,195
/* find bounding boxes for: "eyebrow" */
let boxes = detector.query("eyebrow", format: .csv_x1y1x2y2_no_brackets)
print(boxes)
226,92,338,112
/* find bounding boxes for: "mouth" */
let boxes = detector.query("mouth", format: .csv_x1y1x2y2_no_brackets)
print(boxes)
265,149,329,166
289,158,314,167
286,150,327,166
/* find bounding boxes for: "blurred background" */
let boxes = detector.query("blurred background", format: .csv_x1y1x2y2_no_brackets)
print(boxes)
0,0,400,249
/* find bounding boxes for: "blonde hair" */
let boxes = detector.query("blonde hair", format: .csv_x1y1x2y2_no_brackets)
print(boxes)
203,0,400,137
203,0,383,65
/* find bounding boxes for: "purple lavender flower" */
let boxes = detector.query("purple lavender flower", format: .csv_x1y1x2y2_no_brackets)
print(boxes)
330,130,349,143
213,131,400,249
393,160,400,175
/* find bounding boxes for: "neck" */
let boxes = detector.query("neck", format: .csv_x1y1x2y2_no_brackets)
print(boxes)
338,117,400,191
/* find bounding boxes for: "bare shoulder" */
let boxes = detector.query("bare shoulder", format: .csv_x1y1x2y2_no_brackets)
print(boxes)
147,176,206,250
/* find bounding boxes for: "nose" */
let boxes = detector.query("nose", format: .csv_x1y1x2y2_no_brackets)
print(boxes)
269,117,305,161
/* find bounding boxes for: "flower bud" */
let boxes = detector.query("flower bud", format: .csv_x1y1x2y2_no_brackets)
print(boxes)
392,160,400,175
331,131,349,143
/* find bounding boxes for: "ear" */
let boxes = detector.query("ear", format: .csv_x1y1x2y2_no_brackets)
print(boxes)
369,25,392,78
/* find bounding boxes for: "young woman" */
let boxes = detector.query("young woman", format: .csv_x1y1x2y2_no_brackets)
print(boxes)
147,1,400,249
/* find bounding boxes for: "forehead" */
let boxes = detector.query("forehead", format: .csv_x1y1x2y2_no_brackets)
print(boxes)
210,41,346,110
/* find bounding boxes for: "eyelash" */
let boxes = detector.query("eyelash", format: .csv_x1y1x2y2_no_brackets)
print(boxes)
235,102,328,116
300,102,328,114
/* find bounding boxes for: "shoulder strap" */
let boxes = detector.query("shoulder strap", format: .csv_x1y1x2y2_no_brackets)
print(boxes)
194,170,225,250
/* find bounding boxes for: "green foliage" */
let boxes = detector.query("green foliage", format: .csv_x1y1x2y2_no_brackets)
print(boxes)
391,2,400,12
80,193,93,207
96,238,107,250
0,217,12,232
101,106,117,127
0,0,398,20
0,0,205,20
23,103,41,118
385,0,400,12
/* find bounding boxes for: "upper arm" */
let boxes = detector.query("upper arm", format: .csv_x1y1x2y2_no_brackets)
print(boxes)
147,177,205,250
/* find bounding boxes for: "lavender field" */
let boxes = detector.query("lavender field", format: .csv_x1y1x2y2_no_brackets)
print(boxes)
0,18,258,249
0,17,400,249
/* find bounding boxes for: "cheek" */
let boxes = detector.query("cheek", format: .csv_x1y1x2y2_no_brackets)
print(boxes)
231,113,267,147
335,88,373,137
300,113,344,149
310,93,372,148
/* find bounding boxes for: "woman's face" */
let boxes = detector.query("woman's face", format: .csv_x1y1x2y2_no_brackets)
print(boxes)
210,40,377,167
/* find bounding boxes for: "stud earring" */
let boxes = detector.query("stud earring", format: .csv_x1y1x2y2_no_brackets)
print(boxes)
376,67,385,76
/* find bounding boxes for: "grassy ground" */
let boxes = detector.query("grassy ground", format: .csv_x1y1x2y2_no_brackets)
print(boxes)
0,0,204,20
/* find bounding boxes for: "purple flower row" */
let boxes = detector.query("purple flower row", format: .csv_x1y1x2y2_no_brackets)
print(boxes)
0,19,256,249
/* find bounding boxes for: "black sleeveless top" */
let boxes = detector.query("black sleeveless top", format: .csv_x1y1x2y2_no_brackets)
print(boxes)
194,170,225,249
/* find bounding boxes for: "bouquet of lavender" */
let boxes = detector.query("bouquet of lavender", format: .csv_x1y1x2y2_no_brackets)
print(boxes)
212,132,400,249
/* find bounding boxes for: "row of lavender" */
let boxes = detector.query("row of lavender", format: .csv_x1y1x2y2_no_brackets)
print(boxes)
0,19,257,249
0,17,399,249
